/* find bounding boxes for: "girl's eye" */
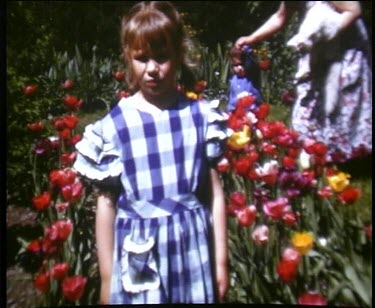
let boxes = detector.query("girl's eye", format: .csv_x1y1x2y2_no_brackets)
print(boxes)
132,52,170,64
134,55,149,63
154,54,168,63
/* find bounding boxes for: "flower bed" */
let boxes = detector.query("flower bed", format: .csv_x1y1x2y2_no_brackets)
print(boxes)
11,74,371,306
219,93,372,306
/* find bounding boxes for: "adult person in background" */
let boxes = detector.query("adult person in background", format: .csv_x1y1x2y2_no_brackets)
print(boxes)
235,1,372,164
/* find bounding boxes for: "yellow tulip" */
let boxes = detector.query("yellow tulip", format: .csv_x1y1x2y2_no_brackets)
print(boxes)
326,172,350,192
185,91,198,100
227,125,251,150
291,231,314,255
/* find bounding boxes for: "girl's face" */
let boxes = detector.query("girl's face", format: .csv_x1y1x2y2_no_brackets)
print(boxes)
129,47,178,100
232,60,246,77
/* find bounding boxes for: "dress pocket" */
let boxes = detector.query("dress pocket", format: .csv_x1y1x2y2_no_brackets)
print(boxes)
121,234,160,293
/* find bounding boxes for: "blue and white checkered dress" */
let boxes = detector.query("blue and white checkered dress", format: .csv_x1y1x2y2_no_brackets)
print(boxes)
73,93,228,304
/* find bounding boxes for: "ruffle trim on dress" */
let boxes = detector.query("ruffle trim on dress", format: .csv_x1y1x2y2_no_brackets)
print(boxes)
75,123,121,163
73,122,123,181
73,152,122,181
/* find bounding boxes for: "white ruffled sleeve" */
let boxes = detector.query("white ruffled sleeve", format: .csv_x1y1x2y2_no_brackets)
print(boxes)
73,116,123,181
205,99,230,165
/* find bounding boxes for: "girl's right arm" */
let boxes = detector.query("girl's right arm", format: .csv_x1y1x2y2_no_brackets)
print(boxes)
96,193,116,304
235,2,292,49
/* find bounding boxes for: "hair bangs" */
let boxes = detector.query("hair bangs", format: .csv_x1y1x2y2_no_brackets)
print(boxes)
125,10,177,56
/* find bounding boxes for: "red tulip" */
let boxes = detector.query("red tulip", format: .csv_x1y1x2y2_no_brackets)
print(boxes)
227,113,249,131
63,95,83,110
317,186,334,199
263,197,290,220
24,84,38,96
298,291,328,306
287,147,301,158
26,239,42,253
193,80,207,93
61,152,77,167
282,211,297,226
282,156,297,170
227,191,247,215
59,128,71,140
236,205,256,227
216,157,230,173
69,134,82,146
261,142,278,156
62,79,74,90
27,122,44,132
40,237,59,256
55,202,70,212
52,117,66,130
51,262,69,280
247,150,259,163
46,220,73,242
63,114,79,129
61,275,87,302
114,71,125,81
314,155,327,166
277,259,298,283
230,192,247,208
258,59,271,70
61,181,84,203
34,271,50,293
311,142,328,157
338,187,362,205
233,156,252,176
364,224,372,239
253,103,270,120
49,169,77,187
32,192,51,211
237,93,256,109
247,168,259,180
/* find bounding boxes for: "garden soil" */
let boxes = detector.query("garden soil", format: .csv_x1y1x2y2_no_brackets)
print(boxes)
6,206,44,308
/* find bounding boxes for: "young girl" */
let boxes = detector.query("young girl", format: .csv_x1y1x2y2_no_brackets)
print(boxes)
73,1,228,304
227,45,263,113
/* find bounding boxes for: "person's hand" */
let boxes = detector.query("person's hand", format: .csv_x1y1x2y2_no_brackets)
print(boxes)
216,262,229,303
235,36,250,50
99,278,111,305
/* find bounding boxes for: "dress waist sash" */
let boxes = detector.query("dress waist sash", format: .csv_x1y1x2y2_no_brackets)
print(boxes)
117,193,203,219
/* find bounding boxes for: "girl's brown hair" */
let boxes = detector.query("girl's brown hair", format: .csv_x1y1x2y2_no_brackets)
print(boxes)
120,1,198,92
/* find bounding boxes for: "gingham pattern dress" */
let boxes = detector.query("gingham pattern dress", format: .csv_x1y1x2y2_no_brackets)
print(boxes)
73,93,228,304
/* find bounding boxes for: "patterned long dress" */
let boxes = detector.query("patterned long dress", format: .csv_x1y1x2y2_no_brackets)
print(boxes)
290,1,372,163
73,93,228,304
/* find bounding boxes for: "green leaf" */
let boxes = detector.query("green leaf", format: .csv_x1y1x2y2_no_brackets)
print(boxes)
83,252,91,262
75,45,82,66
344,264,371,306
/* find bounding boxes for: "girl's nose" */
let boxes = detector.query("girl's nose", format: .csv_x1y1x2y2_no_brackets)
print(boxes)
146,59,159,74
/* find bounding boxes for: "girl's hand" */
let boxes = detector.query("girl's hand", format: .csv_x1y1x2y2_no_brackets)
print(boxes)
216,262,229,303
